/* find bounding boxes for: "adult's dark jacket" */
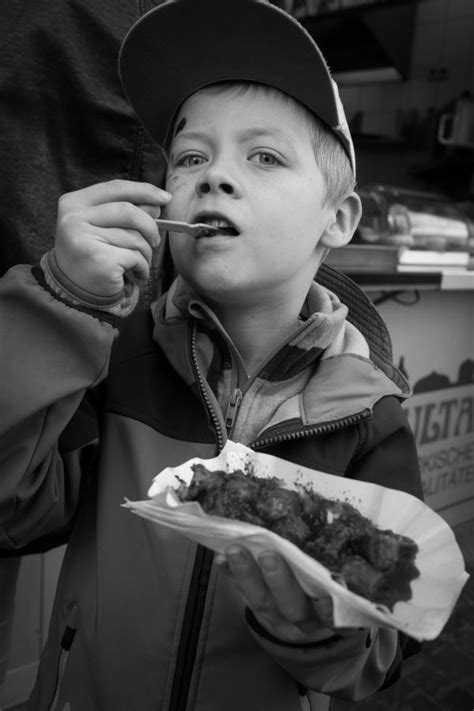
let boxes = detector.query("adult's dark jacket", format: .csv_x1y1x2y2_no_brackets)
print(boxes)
0,0,165,275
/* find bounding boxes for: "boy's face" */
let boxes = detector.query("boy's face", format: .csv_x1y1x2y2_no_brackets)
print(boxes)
164,86,336,309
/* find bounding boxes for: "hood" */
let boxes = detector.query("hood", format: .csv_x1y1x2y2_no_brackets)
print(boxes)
152,275,366,382
150,277,410,441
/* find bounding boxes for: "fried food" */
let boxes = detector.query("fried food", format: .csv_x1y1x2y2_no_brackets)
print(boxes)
176,463,419,610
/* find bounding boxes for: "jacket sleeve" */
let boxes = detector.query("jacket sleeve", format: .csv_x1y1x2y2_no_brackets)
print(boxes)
349,394,423,500
246,612,401,701
0,265,118,551
246,395,422,700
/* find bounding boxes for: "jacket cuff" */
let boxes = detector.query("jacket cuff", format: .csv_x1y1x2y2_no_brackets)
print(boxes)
245,607,397,699
245,607,342,648
40,250,139,318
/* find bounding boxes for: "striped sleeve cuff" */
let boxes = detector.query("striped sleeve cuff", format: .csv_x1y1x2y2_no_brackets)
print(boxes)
40,250,139,318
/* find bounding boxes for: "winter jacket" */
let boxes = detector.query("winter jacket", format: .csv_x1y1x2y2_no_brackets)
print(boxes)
0,262,422,711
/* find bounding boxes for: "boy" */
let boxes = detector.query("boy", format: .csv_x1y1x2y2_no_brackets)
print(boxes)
0,1,422,709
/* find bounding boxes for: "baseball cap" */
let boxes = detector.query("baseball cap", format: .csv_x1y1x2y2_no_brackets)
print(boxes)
118,0,356,176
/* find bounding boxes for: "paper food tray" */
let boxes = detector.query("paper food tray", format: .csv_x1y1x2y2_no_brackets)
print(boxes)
123,441,469,641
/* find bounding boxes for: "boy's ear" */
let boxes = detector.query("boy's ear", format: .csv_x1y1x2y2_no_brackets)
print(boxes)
320,192,362,249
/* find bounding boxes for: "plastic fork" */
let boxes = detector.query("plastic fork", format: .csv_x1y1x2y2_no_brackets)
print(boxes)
154,219,218,237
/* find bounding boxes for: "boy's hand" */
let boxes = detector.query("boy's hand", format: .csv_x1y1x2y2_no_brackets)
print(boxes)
217,546,338,644
54,180,172,297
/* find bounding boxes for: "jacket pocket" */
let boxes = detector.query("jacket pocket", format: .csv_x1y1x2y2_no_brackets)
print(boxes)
48,603,80,711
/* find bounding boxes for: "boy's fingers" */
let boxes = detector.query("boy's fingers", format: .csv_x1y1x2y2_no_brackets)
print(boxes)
226,547,272,613
137,203,165,221
94,228,154,265
84,202,161,248
257,553,334,629
311,595,334,628
111,246,151,284
225,548,334,626
257,552,313,624
62,179,172,209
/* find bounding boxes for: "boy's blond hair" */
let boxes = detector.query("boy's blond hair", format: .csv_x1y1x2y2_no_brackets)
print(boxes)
167,81,355,208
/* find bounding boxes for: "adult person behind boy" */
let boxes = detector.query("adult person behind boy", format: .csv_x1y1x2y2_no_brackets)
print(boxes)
0,1,422,709
0,2,168,694
0,0,166,277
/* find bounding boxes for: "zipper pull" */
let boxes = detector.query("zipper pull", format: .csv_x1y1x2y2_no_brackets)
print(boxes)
225,388,243,433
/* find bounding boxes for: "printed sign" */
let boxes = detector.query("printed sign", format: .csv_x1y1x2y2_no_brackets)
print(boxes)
403,360,474,526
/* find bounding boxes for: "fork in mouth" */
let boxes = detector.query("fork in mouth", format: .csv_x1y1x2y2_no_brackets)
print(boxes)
154,219,218,238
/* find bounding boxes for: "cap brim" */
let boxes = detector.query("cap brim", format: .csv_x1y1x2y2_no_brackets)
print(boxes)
119,0,345,157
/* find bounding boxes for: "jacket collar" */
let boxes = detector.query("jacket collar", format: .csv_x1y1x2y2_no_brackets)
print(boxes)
151,276,410,430
152,276,369,379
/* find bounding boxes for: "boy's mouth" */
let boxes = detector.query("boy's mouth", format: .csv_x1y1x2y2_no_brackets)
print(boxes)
193,212,240,238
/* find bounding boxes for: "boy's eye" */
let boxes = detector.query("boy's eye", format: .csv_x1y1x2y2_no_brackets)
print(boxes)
175,153,206,167
249,151,282,167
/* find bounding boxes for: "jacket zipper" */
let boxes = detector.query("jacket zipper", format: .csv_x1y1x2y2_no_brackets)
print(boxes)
168,545,214,711
168,326,225,711
224,387,243,434
251,410,372,449
48,625,77,711
190,325,226,451
169,327,370,709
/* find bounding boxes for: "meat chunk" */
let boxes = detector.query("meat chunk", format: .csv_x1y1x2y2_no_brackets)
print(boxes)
175,464,419,609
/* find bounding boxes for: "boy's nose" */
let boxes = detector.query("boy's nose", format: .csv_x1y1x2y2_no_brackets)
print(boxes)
195,164,241,198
